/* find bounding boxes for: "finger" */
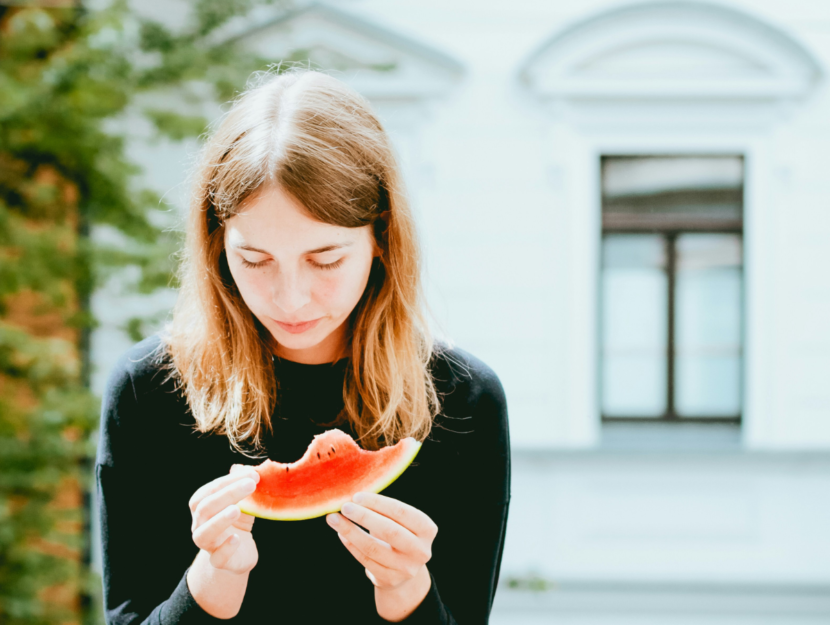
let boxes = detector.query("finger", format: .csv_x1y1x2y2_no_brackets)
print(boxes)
337,533,402,588
351,493,438,540
339,503,426,561
192,478,257,531
231,509,256,532
209,533,240,569
230,464,259,475
193,504,242,552
189,470,259,513
328,513,411,573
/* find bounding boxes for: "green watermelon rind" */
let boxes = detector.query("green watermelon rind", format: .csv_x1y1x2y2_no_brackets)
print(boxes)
238,438,421,521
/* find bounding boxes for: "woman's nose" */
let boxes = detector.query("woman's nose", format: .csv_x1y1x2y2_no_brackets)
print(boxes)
271,269,311,315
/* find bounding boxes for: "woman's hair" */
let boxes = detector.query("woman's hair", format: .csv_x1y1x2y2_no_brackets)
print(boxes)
163,69,439,456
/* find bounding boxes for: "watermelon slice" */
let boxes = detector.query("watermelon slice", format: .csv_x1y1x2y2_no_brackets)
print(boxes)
238,429,421,521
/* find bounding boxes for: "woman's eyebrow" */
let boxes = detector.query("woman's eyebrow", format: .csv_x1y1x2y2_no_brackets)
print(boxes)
233,242,353,255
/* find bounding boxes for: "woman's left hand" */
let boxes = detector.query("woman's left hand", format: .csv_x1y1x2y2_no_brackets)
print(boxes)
326,492,438,590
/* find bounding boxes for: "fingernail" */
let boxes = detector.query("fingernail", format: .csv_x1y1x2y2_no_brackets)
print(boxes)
242,479,257,493
352,492,367,504
225,506,239,519
327,514,340,526
342,503,356,516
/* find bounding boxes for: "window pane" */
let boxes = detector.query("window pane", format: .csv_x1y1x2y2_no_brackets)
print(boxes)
601,235,667,417
674,234,742,416
601,156,743,231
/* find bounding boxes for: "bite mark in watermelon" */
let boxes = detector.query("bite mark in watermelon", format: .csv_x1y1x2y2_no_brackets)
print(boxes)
238,429,421,521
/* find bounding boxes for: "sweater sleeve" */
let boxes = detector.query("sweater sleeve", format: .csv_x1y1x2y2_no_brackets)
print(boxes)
95,358,225,625
398,358,512,624
399,501,510,625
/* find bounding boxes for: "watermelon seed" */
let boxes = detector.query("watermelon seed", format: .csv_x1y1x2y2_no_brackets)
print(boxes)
317,452,321,459
331,446,336,454
285,467,289,472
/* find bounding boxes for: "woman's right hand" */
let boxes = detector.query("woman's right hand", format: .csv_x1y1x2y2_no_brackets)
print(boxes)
189,465,260,575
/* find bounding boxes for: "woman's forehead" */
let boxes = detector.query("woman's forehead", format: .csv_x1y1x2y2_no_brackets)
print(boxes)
225,206,367,255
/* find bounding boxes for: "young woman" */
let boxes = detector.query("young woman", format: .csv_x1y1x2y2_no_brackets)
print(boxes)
96,69,510,624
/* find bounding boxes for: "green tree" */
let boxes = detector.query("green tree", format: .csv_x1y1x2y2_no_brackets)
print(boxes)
0,1,286,622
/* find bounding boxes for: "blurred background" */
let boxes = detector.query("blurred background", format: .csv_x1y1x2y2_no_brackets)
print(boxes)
1,0,828,623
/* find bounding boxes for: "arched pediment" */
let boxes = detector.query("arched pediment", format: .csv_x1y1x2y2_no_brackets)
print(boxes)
226,3,464,100
521,1,821,101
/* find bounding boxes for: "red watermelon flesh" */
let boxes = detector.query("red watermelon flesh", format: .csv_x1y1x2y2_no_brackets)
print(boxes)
238,429,421,521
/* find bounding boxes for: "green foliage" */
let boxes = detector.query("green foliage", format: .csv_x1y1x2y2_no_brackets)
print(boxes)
503,573,559,593
0,322,99,624
0,1,287,622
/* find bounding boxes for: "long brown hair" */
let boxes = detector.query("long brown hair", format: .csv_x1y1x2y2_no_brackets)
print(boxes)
164,69,439,456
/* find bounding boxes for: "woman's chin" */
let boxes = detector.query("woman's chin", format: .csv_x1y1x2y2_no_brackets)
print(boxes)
273,331,322,352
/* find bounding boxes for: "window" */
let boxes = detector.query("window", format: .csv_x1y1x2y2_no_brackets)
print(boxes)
600,156,743,423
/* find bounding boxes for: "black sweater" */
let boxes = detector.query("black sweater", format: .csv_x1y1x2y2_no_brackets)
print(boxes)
95,335,511,624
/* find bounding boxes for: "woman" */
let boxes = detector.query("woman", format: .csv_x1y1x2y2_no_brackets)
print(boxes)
96,69,510,624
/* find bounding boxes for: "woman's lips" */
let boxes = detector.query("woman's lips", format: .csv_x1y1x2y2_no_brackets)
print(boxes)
274,318,322,334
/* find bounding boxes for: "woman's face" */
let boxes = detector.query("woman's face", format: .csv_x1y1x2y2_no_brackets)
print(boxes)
224,184,379,364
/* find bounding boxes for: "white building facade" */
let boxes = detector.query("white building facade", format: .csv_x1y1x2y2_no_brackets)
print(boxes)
93,1,830,622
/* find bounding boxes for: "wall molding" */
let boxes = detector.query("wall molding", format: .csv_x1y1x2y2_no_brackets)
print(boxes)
519,1,821,104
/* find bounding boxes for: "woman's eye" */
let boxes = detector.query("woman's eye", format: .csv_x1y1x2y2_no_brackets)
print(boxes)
239,256,343,270
240,257,268,269
311,258,344,271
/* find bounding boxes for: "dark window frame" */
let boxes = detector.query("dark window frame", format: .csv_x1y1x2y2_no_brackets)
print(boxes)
599,155,745,425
